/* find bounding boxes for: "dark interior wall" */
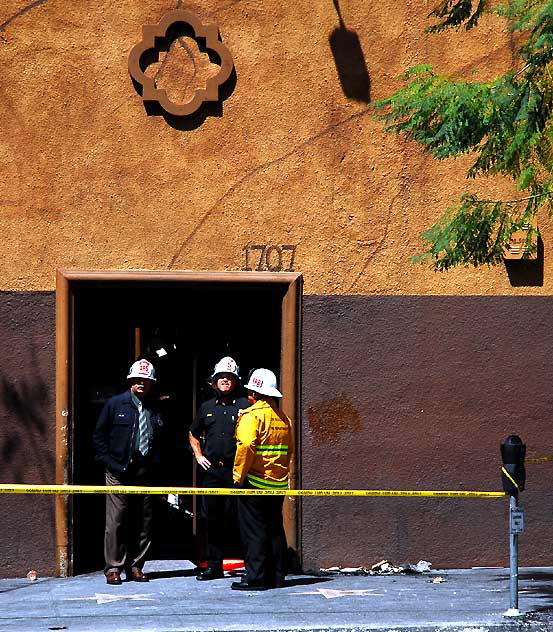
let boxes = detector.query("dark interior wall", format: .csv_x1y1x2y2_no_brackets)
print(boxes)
301,295,553,570
0,291,56,577
70,283,283,574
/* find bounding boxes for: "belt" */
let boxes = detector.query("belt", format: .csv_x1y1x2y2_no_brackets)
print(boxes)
208,458,233,468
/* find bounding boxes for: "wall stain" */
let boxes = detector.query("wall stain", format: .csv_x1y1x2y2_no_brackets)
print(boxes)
167,106,371,268
307,395,362,442
0,0,49,34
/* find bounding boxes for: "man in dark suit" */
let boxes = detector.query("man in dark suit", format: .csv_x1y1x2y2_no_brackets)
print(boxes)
93,359,163,585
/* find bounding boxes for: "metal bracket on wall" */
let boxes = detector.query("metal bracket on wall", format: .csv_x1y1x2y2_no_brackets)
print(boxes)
503,219,538,260
128,9,234,117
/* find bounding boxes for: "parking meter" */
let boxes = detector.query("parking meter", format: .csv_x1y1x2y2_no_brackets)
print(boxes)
501,435,526,495
500,435,526,615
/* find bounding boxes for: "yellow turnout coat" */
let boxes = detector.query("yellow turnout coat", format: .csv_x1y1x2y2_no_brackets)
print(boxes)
233,398,294,489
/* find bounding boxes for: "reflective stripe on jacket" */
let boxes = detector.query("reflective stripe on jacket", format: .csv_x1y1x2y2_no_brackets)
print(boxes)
233,398,294,489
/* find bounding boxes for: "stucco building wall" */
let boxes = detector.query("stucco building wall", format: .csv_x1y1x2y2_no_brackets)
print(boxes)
0,0,551,576
2,0,547,294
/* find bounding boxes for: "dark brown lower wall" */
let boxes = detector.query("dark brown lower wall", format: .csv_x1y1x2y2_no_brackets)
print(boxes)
301,295,553,570
0,292,56,577
1,291,552,576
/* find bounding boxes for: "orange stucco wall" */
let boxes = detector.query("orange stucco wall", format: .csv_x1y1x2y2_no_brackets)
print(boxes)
1,0,545,295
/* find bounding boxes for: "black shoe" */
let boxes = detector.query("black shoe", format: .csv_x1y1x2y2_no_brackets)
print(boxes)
231,579,268,591
196,567,225,581
129,567,149,582
268,579,285,588
105,570,122,585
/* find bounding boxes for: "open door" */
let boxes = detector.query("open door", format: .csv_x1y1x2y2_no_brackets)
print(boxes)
56,271,302,576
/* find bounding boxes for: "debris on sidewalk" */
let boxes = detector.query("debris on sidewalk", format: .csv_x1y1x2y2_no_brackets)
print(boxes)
26,570,38,582
319,560,433,576
409,560,432,573
429,576,447,584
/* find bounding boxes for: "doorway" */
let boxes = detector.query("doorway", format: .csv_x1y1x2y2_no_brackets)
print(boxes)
55,271,302,576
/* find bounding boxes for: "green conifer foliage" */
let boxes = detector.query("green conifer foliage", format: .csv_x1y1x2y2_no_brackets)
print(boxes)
373,0,553,270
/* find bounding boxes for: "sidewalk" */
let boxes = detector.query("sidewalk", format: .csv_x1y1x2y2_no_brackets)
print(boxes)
1,561,553,632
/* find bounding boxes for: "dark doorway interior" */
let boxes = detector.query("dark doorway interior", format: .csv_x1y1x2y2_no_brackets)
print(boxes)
71,282,283,575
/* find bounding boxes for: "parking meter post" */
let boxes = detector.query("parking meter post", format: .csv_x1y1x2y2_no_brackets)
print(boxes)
508,494,519,614
500,435,526,618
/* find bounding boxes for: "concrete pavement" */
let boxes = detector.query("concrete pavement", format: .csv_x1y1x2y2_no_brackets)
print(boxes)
1,561,553,631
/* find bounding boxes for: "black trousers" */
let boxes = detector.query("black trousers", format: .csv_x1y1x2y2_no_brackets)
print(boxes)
237,489,287,586
201,465,237,569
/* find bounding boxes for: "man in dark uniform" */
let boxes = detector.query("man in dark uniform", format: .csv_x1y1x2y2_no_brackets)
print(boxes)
189,356,250,580
93,359,163,585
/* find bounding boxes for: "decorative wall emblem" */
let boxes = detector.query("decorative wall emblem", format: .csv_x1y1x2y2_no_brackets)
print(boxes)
128,9,234,117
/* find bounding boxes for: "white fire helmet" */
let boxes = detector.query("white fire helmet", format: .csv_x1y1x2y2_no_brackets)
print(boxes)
211,356,240,380
127,359,156,381
245,368,282,398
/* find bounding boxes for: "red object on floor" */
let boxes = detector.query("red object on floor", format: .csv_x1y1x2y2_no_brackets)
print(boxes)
223,559,245,571
198,559,244,571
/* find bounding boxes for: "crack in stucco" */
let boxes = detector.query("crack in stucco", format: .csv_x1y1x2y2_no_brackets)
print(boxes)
153,46,174,84
107,98,131,116
167,106,372,269
0,0,49,33
176,0,244,13
154,37,196,83
219,1,244,14
207,0,244,16
152,37,216,106
347,191,396,291
177,37,199,95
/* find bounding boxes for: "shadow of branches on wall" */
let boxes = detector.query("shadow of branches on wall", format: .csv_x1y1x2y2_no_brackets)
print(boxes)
0,345,54,483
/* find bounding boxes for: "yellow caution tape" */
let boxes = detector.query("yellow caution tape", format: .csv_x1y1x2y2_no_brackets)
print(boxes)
0,484,507,498
501,466,521,493
526,455,553,464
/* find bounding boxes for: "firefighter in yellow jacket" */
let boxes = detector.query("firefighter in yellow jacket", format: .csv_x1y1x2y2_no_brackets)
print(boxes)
231,368,294,591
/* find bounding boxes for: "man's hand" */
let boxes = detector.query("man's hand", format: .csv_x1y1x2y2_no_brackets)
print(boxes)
196,455,211,470
189,432,210,470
